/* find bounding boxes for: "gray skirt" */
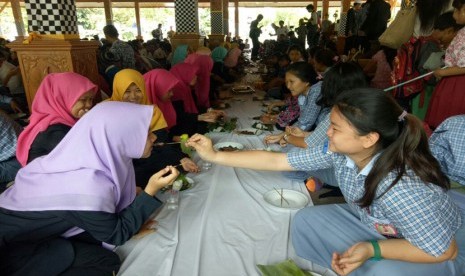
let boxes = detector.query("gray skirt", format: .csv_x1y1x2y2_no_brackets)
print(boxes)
291,203,465,276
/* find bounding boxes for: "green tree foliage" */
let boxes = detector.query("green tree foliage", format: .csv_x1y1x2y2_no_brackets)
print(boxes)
76,8,99,30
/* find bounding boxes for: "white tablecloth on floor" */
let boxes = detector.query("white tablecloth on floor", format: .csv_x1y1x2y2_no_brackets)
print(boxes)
116,91,315,276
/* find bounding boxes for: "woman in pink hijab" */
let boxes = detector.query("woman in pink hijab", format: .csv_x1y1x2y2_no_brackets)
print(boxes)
169,63,226,137
224,42,242,69
144,69,180,129
184,53,213,111
169,63,199,114
16,72,98,166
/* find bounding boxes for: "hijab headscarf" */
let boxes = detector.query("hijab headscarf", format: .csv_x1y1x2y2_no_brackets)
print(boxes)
171,44,189,66
0,101,151,215
16,72,98,167
211,46,228,63
184,54,213,109
170,63,199,114
224,43,242,68
196,46,212,56
111,69,167,132
143,69,180,129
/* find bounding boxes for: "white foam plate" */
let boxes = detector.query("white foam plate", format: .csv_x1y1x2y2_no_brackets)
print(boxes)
213,141,244,151
236,128,263,135
232,85,254,93
263,189,309,210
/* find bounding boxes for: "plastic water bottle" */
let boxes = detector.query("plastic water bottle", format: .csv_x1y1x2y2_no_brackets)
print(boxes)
166,180,183,210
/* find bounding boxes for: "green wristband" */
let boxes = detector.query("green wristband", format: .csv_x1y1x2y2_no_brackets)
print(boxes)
370,240,382,261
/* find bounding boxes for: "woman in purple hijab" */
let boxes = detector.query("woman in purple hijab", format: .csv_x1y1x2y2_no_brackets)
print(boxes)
0,101,179,276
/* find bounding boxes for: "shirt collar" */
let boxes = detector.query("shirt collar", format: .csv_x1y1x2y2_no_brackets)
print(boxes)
345,152,382,176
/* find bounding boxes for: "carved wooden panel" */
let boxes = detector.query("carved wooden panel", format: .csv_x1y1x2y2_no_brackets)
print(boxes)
18,52,71,110
71,50,99,85
9,40,99,110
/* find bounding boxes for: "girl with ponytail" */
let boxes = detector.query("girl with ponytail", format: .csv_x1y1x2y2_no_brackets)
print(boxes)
187,88,464,275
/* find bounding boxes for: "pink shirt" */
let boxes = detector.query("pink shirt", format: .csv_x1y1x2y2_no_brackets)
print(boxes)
371,50,392,89
445,26,465,68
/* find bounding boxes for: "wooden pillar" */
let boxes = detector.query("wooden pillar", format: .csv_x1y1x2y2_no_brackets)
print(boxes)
8,0,99,110
313,0,318,9
10,0,25,37
135,1,142,39
172,0,202,51
337,0,352,55
222,0,229,36
104,0,113,25
210,0,225,46
342,0,351,12
322,0,329,18
234,0,239,38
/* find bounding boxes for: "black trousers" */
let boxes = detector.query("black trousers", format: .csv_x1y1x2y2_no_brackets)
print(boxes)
251,36,260,59
0,238,120,276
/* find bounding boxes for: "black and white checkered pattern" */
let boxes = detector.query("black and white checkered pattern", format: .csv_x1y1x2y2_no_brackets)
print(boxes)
26,0,78,34
174,0,198,33
338,13,347,36
223,19,229,35
211,12,223,35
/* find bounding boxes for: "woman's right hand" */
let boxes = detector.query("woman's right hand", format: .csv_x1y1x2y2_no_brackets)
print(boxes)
264,132,285,144
186,133,216,162
145,166,179,196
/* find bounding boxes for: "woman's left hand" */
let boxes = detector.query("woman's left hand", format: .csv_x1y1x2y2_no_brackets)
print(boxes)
181,157,200,173
133,219,158,239
331,242,372,276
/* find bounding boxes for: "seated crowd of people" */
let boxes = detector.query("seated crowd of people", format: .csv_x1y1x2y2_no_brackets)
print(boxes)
0,0,465,274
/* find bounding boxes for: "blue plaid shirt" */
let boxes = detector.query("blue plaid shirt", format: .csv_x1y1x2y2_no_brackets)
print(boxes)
0,113,22,162
287,144,462,256
430,115,465,185
295,82,328,131
304,113,330,147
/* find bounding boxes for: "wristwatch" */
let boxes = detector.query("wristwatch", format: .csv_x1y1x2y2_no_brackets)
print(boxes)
283,133,289,142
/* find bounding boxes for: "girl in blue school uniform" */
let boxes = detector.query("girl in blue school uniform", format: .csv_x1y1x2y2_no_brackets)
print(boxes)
186,88,464,276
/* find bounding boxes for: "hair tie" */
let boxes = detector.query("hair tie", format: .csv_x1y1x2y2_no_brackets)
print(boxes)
398,110,408,122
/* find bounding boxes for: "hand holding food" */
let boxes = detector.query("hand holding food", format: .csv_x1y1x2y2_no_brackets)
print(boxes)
145,166,179,196
186,134,216,162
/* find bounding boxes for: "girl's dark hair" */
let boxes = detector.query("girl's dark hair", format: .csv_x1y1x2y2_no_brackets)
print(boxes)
287,44,307,60
334,88,450,208
314,48,336,67
317,62,368,108
287,44,304,56
286,61,318,85
435,11,464,31
103,24,119,38
308,46,323,59
416,0,451,33
453,0,465,9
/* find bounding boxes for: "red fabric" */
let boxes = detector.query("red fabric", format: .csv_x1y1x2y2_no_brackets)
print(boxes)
184,53,213,109
16,73,97,166
143,69,180,129
425,75,465,129
170,63,199,114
